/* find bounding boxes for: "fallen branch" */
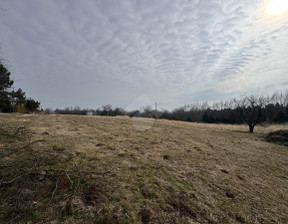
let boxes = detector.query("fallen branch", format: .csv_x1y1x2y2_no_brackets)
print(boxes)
0,173,28,186
62,169,74,189
50,176,60,203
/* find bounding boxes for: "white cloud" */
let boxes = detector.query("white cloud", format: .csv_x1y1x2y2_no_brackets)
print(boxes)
0,0,287,109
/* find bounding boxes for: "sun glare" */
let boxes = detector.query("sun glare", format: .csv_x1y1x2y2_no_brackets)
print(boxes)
267,0,288,14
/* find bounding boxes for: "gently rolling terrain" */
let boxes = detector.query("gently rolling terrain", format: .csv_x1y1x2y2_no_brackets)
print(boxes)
0,114,287,223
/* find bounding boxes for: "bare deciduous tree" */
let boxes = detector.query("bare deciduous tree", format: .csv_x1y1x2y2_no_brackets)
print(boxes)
234,95,268,133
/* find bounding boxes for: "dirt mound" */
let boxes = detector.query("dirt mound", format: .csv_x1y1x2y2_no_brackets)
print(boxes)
265,130,288,146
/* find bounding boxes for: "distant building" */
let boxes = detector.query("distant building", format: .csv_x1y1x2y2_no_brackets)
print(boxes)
86,111,93,116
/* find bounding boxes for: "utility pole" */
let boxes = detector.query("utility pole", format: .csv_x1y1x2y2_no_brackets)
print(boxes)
155,102,157,119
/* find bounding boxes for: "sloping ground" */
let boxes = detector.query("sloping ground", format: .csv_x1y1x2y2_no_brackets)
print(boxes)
0,114,288,224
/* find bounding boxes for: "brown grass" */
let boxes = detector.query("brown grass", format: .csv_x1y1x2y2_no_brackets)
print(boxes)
0,114,288,223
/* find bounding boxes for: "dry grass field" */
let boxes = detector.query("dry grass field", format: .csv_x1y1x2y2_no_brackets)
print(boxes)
0,114,288,224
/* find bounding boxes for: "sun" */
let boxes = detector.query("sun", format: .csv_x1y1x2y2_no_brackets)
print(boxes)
267,0,288,14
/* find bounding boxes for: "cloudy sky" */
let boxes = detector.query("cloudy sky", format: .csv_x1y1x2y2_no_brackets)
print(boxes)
1,0,288,110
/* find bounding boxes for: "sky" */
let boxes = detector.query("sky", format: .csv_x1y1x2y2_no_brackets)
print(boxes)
0,0,288,110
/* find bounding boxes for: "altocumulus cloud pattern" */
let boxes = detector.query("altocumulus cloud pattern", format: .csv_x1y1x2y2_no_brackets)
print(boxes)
0,0,287,109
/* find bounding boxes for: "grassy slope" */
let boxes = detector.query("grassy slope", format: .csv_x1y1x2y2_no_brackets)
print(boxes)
0,114,287,223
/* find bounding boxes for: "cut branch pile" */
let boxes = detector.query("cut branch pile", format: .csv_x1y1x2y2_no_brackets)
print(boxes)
0,123,100,222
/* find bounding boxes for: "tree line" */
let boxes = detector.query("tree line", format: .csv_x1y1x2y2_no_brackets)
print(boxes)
161,93,288,132
54,92,288,133
1,47,287,133
1,9,40,113
0,62,40,113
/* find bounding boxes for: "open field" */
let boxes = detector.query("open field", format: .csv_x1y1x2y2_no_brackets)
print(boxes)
0,114,288,223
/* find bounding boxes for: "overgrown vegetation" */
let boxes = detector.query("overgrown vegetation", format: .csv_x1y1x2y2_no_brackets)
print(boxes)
0,120,103,222
265,130,288,146
1,114,288,223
